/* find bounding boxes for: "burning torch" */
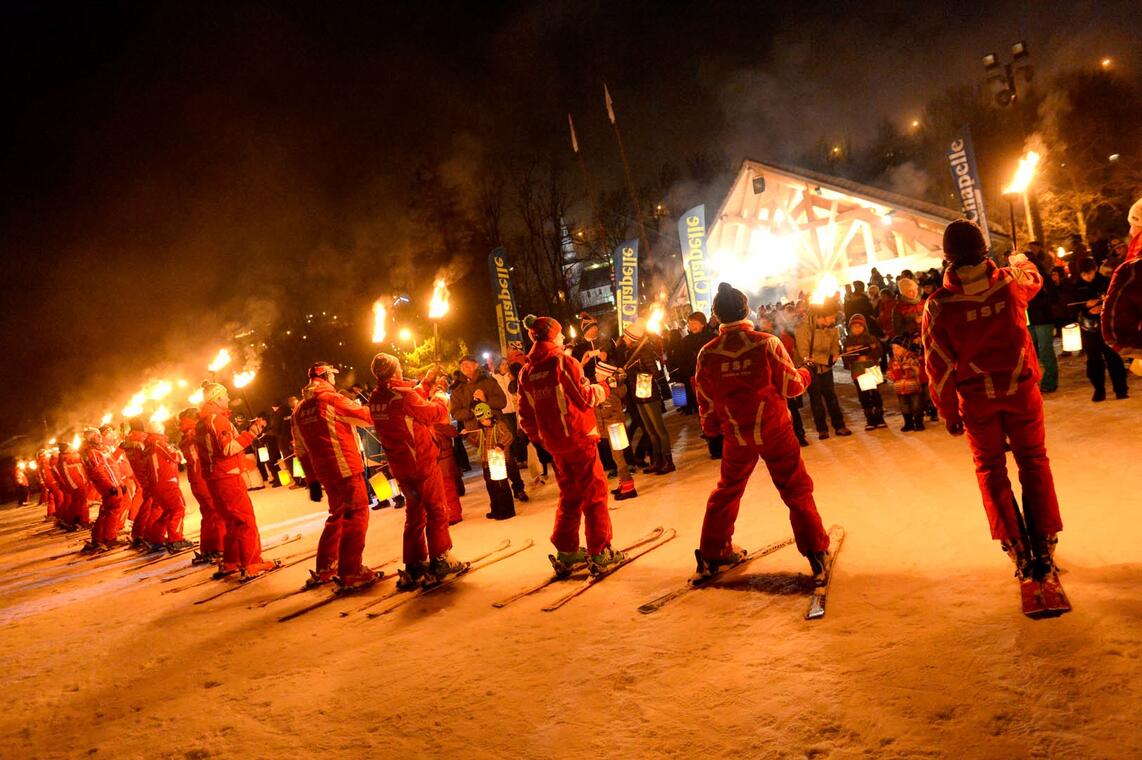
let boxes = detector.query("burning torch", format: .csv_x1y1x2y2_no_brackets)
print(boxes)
1002,150,1040,253
428,278,450,363
371,299,387,344
233,369,257,418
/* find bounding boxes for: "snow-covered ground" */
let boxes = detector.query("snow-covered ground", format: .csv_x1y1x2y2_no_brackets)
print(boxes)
1,355,1139,759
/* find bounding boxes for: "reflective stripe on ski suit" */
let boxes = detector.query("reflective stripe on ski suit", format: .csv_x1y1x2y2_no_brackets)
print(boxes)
179,419,223,553
195,400,265,569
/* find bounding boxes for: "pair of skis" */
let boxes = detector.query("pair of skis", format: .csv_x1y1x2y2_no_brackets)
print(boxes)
637,525,846,620
157,534,305,593
1009,493,1071,619
490,526,678,611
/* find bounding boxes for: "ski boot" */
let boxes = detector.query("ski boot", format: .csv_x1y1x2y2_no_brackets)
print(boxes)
695,545,748,580
144,541,167,554
79,541,100,555
395,563,428,591
211,562,241,580
1029,534,1059,581
549,547,588,579
167,539,194,553
304,566,338,590
808,550,830,585
192,550,222,566
240,559,282,582
587,546,627,576
335,567,381,593
426,551,469,585
1000,539,1033,580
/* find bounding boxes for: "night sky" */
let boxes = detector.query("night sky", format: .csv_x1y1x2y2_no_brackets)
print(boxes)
1,0,1137,440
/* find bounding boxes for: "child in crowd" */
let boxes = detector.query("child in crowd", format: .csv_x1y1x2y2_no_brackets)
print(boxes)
887,337,926,431
466,402,525,519
843,314,886,430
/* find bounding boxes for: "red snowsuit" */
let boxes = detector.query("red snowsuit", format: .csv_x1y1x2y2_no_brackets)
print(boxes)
195,400,266,570
56,450,90,527
432,421,464,523
82,442,126,546
37,451,63,519
294,378,375,576
120,430,158,542
922,258,1062,543
369,378,453,564
144,433,187,545
695,321,829,558
179,418,224,554
110,445,142,525
1101,241,1142,357
517,339,614,555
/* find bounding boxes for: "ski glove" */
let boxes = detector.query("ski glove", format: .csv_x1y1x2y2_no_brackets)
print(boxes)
308,482,323,502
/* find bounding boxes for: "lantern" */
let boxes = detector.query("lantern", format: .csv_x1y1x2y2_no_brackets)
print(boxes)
607,422,629,451
257,446,270,463
670,383,688,408
856,366,884,392
1061,323,1081,353
369,471,394,500
488,448,508,481
635,372,653,399
291,456,304,478
276,469,293,487
1131,359,1142,377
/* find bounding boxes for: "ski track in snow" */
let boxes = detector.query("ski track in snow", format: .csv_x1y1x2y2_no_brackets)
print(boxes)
0,357,1138,759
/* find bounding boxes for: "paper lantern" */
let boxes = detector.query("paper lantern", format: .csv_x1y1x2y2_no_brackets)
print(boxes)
670,383,688,408
607,422,629,451
1061,323,1081,353
369,471,394,500
276,469,293,487
1131,359,1142,377
291,456,304,478
635,372,653,399
257,446,270,463
488,448,508,481
856,365,884,392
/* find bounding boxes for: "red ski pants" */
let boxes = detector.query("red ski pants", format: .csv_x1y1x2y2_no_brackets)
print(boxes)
145,482,186,544
550,441,613,555
700,423,829,559
393,465,452,565
961,386,1062,542
63,489,90,527
130,490,157,542
44,483,63,518
437,454,464,522
207,475,264,569
316,474,371,576
189,476,225,554
92,492,127,545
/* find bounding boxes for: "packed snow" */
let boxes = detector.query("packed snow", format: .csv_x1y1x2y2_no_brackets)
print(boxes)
0,356,1138,759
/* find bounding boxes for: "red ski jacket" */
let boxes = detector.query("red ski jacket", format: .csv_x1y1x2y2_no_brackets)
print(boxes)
120,429,155,488
293,378,373,484
178,420,208,488
195,400,262,480
36,451,58,487
1102,254,1142,356
518,339,607,455
694,320,811,446
368,378,449,479
81,443,121,495
922,258,1042,420
57,451,87,492
146,433,182,487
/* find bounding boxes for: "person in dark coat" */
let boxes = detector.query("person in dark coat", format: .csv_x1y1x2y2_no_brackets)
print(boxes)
1072,258,1128,401
1025,241,1060,392
675,311,716,414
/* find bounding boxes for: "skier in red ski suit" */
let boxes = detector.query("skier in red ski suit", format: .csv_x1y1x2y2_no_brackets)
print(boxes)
36,449,63,520
81,429,127,550
120,420,159,548
922,219,1063,578
293,362,379,590
103,424,141,529
55,442,89,529
179,408,225,561
517,317,623,575
1102,198,1142,361
195,382,276,578
143,423,191,551
694,283,831,577
368,354,464,587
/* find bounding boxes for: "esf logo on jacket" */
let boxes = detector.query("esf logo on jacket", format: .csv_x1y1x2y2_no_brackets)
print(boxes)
965,301,1006,322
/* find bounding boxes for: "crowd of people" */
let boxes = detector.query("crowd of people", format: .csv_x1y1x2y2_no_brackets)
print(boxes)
14,199,1142,600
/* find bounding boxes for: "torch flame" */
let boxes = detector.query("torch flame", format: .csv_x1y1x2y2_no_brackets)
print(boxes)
176,378,188,389
208,348,232,373
1003,151,1040,195
428,278,450,320
569,325,578,340
17,460,26,471
71,434,81,450
398,327,413,344
100,412,113,426
233,370,256,389
646,304,666,335
371,299,387,343
28,460,37,471
122,391,146,417
149,405,171,425
148,379,172,401
188,388,205,405
1057,246,1066,259
810,274,841,306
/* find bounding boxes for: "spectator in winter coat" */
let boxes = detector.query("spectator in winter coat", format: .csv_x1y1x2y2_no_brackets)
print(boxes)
891,277,924,340
464,402,523,520
1102,198,1142,361
843,281,877,334
887,337,926,431
618,318,675,474
570,312,613,383
1072,259,1128,401
1025,241,1060,391
675,312,716,414
450,356,508,433
877,289,897,342
776,306,809,447
794,303,852,439
593,361,639,500
842,314,886,430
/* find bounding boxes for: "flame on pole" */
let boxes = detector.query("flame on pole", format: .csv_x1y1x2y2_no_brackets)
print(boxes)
70,434,81,450
810,274,841,306
208,348,232,373
371,299,387,343
188,388,205,405
148,379,172,401
149,405,171,425
233,370,256,389
122,391,146,417
428,279,450,319
100,412,113,426
646,304,666,335
1003,151,1040,195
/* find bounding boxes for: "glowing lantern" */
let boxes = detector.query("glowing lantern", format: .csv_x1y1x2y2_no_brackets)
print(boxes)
292,457,305,478
810,274,840,306
487,448,508,481
276,469,293,487
607,422,630,451
1061,323,1082,353
857,366,884,392
1056,246,1066,260
371,299,387,343
1003,151,1040,195
1131,359,1142,377
428,278,450,320
233,370,256,389
368,471,395,501
635,372,653,399
208,348,232,373
257,446,270,463
646,304,665,335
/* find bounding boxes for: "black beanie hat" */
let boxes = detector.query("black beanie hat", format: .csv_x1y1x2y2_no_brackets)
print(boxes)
712,282,749,323
942,219,988,265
